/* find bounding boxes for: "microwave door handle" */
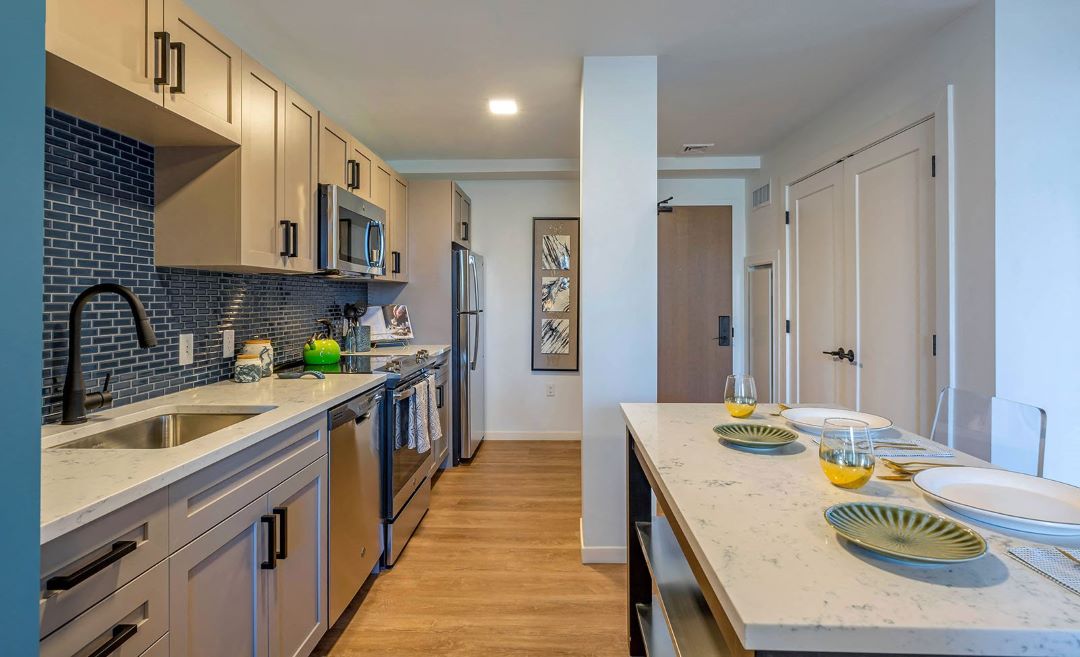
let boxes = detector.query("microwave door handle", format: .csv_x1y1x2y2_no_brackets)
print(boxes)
376,222,386,269
363,220,373,269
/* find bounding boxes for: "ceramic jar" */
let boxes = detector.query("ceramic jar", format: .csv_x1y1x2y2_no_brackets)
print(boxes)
241,338,274,376
234,354,263,383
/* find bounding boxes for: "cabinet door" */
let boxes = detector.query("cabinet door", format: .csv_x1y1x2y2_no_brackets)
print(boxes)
318,114,350,189
391,176,409,281
240,53,287,270
349,140,373,201
370,163,393,280
283,88,319,272
45,0,165,105
162,0,242,143
169,497,270,657
267,457,328,657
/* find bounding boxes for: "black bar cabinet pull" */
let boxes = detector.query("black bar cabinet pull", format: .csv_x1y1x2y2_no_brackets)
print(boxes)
87,624,138,657
392,251,401,274
289,222,299,258
280,220,291,257
153,32,171,86
260,514,277,569
273,507,288,560
461,221,469,242
436,384,444,409
169,41,185,94
46,540,137,591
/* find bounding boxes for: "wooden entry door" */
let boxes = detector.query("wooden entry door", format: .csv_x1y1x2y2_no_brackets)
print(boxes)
657,206,733,402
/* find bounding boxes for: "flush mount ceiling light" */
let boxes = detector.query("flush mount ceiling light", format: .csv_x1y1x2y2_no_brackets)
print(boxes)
488,98,518,115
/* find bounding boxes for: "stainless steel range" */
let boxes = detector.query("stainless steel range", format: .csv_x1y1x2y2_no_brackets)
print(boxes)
279,351,438,567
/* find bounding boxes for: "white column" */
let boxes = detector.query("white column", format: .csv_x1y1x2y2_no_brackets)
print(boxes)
994,0,1080,483
579,56,657,563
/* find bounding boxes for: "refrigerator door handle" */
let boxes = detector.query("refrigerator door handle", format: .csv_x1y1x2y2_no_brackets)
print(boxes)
470,313,479,370
470,259,481,370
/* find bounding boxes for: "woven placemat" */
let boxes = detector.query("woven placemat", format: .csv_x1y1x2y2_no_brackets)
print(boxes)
1009,546,1080,596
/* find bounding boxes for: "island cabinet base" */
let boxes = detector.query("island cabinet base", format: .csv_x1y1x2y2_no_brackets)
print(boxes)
626,429,996,657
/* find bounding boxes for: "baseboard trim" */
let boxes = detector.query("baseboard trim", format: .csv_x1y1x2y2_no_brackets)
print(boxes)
485,431,581,441
579,518,627,564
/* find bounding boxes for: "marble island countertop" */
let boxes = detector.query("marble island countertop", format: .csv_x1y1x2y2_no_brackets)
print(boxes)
621,403,1080,656
41,343,449,545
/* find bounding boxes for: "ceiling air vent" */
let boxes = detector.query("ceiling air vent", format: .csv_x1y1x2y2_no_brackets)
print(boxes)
681,143,714,153
752,182,771,209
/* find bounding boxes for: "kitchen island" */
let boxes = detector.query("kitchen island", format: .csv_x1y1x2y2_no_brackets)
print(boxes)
622,403,1080,657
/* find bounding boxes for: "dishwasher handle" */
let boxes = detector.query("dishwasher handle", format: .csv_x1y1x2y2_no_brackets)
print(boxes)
330,390,383,429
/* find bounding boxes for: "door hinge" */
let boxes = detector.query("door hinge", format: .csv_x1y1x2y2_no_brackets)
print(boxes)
785,319,791,334
932,333,937,357
785,210,790,225
931,155,936,178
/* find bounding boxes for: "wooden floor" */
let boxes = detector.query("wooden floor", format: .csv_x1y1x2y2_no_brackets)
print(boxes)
313,441,627,657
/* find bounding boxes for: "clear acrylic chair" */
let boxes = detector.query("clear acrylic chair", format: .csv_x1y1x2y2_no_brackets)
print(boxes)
930,387,1047,476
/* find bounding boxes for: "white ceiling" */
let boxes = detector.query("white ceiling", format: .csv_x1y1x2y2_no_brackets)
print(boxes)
188,0,977,160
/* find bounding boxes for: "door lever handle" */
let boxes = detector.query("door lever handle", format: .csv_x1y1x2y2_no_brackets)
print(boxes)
822,348,855,363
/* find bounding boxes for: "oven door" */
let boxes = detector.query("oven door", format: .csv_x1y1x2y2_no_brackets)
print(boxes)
387,378,434,518
320,184,386,276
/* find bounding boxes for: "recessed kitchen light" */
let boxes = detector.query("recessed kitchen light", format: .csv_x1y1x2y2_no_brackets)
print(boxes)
489,98,518,115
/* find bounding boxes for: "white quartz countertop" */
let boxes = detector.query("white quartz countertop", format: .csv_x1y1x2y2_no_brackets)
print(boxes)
621,403,1080,656
41,372,391,544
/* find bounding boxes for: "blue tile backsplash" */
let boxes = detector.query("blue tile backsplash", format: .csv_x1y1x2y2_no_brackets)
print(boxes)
42,108,367,422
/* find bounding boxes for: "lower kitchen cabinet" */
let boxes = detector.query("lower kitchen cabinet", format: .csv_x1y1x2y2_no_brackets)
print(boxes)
268,457,328,657
168,455,328,657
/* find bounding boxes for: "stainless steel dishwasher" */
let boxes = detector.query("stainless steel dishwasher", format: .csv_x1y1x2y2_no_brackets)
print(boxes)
328,388,383,625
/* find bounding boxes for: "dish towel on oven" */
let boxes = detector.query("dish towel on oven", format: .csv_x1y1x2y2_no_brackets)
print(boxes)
406,374,440,454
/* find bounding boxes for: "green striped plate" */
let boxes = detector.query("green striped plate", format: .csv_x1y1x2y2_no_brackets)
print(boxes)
713,423,798,448
824,502,987,564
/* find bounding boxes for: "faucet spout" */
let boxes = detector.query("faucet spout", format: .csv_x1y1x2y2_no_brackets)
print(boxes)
61,283,158,425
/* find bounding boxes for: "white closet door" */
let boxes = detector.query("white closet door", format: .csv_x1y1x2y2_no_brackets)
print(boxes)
846,119,935,433
790,165,851,407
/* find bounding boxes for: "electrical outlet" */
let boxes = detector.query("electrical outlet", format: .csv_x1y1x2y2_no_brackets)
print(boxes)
222,329,235,358
179,333,194,366
546,384,555,398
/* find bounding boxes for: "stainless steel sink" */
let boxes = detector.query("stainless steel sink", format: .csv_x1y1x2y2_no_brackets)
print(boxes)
55,412,260,449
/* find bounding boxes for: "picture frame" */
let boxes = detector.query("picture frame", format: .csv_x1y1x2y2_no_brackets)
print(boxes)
531,217,580,371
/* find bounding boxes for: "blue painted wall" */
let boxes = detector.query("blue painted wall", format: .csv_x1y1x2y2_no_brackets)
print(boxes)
0,1,43,653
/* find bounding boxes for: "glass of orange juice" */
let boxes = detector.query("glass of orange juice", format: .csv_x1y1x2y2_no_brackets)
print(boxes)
818,418,875,489
723,374,757,418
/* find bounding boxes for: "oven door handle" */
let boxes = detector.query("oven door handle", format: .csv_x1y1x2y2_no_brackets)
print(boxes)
393,386,417,403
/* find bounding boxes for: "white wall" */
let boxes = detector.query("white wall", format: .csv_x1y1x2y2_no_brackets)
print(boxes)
994,0,1080,484
746,1,996,398
658,178,748,373
580,56,657,563
457,179,583,440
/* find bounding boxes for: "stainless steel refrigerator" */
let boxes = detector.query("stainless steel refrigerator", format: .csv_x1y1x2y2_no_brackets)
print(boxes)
452,246,485,463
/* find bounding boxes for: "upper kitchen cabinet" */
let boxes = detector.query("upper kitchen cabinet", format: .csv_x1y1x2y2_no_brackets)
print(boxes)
155,55,318,273
45,0,241,146
389,175,410,282
160,0,243,144
318,114,372,200
454,183,472,247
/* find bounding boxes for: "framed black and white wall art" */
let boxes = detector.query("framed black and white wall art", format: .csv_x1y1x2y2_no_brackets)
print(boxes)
532,217,579,370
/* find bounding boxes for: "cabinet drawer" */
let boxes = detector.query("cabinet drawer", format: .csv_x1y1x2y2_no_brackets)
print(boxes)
41,488,169,637
141,633,169,657
40,559,168,657
169,413,327,550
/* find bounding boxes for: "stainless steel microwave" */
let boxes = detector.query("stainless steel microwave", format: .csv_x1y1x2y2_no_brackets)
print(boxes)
318,184,386,277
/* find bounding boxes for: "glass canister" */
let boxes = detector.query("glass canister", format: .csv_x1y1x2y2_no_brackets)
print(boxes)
241,338,274,376
234,354,263,383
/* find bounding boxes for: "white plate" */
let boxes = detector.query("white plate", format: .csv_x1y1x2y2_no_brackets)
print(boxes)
779,407,892,433
913,467,1080,536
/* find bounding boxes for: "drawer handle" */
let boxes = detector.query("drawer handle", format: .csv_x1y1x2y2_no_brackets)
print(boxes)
88,624,137,657
46,541,137,591
273,507,288,560
261,515,277,570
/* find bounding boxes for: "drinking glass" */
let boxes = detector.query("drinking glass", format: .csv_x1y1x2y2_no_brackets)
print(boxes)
818,418,875,489
724,374,757,418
